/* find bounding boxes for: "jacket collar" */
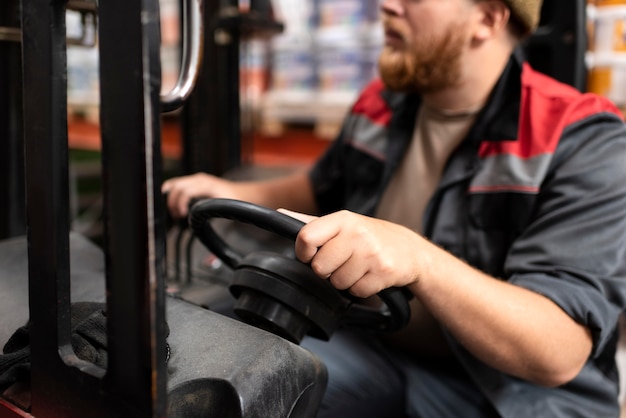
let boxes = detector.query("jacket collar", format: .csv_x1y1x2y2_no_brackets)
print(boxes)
380,46,526,146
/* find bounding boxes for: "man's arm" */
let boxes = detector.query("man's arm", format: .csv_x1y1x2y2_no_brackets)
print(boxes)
282,119,626,388
162,169,317,218
286,210,592,387
408,237,593,387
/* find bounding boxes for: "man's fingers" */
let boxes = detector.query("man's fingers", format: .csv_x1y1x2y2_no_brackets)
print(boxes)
277,209,322,262
277,209,340,264
310,236,353,280
278,210,395,298
161,179,173,193
296,212,346,266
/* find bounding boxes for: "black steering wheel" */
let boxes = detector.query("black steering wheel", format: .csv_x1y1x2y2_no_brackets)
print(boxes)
189,198,412,344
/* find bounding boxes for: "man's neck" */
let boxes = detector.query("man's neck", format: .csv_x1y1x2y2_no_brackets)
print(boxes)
422,41,514,114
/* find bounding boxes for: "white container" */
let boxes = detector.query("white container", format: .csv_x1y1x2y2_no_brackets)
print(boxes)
592,5,626,53
272,0,315,37
587,4,626,105
67,46,100,107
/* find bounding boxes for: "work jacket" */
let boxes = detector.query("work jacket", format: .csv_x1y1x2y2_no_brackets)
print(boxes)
310,49,626,417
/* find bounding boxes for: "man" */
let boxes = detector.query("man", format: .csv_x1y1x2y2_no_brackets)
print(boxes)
162,0,626,416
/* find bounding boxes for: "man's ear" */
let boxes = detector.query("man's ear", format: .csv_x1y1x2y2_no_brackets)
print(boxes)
473,0,511,42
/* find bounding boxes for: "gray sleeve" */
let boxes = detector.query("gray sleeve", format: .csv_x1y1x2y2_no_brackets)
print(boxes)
507,115,626,357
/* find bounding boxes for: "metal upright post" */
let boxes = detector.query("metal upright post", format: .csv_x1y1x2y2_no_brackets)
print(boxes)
20,0,167,415
0,0,26,240
179,0,242,177
22,0,106,415
98,0,169,413
524,0,587,91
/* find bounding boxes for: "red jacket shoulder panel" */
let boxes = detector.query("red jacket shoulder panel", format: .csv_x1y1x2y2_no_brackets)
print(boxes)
351,79,393,127
480,63,623,159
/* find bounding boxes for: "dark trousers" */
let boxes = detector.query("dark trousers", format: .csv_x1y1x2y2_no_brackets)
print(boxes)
301,331,500,418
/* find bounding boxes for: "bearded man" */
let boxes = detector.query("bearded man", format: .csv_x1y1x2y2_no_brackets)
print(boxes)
163,1,626,416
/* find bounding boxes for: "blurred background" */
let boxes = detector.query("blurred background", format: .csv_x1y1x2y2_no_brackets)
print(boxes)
63,0,626,245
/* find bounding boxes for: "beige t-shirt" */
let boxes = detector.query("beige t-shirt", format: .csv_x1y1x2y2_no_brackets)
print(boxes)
376,104,480,233
376,103,482,355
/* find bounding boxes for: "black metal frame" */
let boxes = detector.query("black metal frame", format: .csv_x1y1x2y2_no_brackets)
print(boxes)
178,0,283,177
0,0,26,240
19,0,167,415
98,0,168,412
525,0,587,91
179,0,242,177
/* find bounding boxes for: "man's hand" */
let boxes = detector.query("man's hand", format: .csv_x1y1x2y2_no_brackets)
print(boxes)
162,169,317,219
162,173,241,218
279,209,426,298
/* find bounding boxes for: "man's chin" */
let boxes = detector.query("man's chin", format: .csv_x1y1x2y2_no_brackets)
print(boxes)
380,46,406,61
378,53,416,93
379,73,416,94
378,53,405,79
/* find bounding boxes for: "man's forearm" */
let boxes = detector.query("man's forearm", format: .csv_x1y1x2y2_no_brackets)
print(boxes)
240,169,318,215
408,242,593,387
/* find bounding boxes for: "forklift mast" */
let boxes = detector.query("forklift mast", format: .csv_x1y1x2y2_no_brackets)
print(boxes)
0,0,325,417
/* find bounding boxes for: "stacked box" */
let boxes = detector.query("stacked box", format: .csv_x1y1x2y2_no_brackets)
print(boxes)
160,0,180,95
66,11,100,112
267,0,317,100
265,0,382,106
314,25,383,105
311,0,382,110
587,0,626,105
312,0,379,28
269,34,317,100
262,0,383,135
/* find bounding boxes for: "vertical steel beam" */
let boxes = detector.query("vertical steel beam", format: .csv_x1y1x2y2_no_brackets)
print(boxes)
524,0,587,91
0,0,26,239
179,0,242,177
98,0,168,413
21,0,99,415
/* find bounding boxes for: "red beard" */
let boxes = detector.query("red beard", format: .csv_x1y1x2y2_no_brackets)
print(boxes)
378,21,467,94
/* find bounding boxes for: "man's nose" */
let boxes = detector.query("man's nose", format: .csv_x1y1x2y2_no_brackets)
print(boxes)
380,0,405,17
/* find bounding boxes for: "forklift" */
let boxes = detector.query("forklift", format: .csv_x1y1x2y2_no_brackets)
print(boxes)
0,0,587,416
